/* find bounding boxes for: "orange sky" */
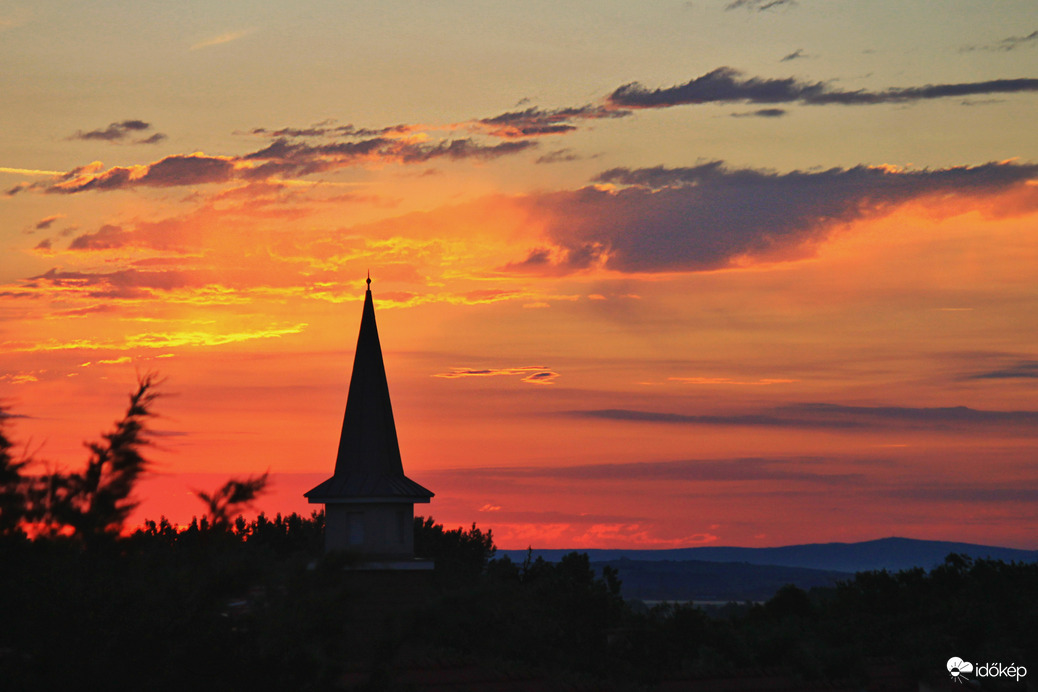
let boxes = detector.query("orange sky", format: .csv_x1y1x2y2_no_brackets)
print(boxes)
2,0,1037,548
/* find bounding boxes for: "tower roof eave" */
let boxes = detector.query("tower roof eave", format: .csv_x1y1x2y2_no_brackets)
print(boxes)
304,473,434,503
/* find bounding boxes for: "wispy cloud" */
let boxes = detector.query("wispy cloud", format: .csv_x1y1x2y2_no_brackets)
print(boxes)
68,120,167,144
889,484,1038,504
726,0,796,11
966,360,1038,380
435,455,861,484
608,66,1038,109
962,29,1038,53
474,104,629,139
669,376,798,386
536,148,581,164
5,323,308,353
730,107,787,118
189,28,258,51
435,365,559,385
34,215,63,230
0,167,64,176
569,402,1038,431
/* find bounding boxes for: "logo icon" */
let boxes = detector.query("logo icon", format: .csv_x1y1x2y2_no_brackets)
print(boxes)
947,657,974,683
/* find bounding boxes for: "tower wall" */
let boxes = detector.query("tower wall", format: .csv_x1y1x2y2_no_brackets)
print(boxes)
325,502,415,557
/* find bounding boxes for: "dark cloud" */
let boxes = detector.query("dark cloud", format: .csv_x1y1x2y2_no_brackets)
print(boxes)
730,108,787,118
69,119,166,144
780,402,1038,428
608,66,1038,109
780,49,807,62
242,136,535,179
136,133,168,145
69,224,131,250
35,215,62,230
24,129,536,195
136,155,236,187
476,105,630,139
247,123,412,139
33,238,52,251
504,247,554,271
536,148,581,164
31,155,235,194
515,160,1038,273
889,485,1038,503
51,304,120,317
27,267,193,298
570,402,1038,431
962,29,1038,53
726,0,796,11
967,360,1038,380
438,456,858,485
572,408,861,429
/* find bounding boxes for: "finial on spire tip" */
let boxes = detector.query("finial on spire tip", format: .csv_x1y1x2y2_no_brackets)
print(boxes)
366,270,371,289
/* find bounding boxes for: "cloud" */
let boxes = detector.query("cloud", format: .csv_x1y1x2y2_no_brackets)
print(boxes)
474,104,629,139
242,136,536,179
23,267,195,299
572,408,861,429
434,365,559,385
68,224,135,250
68,120,167,144
780,49,808,62
513,160,1038,274
962,29,1038,53
536,148,581,164
889,485,1038,503
608,66,1038,109
34,215,63,230
569,402,1038,431
8,323,308,353
26,154,236,194
246,122,414,139
967,360,1038,380
730,108,787,118
0,166,64,177
189,28,258,51
669,376,797,385
726,0,796,11
437,456,861,484
23,136,535,195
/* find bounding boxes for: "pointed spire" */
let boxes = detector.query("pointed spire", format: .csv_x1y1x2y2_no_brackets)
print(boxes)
333,280,402,477
305,276,433,503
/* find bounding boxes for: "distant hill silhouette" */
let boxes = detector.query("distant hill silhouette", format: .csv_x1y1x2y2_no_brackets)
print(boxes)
500,537,1038,601
594,558,849,602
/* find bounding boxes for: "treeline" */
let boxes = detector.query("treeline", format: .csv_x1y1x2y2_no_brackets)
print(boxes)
1,381,1034,689
407,548,1036,689
2,507,1036,689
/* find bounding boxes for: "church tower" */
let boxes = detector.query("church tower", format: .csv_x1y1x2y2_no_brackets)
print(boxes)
306,277,433,560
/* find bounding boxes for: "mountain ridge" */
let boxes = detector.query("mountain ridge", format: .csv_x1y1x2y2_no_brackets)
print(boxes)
498,536,1038,574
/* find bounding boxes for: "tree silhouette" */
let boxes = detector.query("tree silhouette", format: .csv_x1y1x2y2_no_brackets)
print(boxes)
35,374,160,540
0,408,30,535
195,472,270,529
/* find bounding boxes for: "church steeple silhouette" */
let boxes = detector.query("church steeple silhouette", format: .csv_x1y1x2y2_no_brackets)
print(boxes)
306,277,433,557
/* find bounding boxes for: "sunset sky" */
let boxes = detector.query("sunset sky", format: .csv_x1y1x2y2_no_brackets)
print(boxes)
2,0,1037,549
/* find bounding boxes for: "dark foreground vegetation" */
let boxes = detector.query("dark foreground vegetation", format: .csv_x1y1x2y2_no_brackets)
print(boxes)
1,380,1034,690
1,514,1035,690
